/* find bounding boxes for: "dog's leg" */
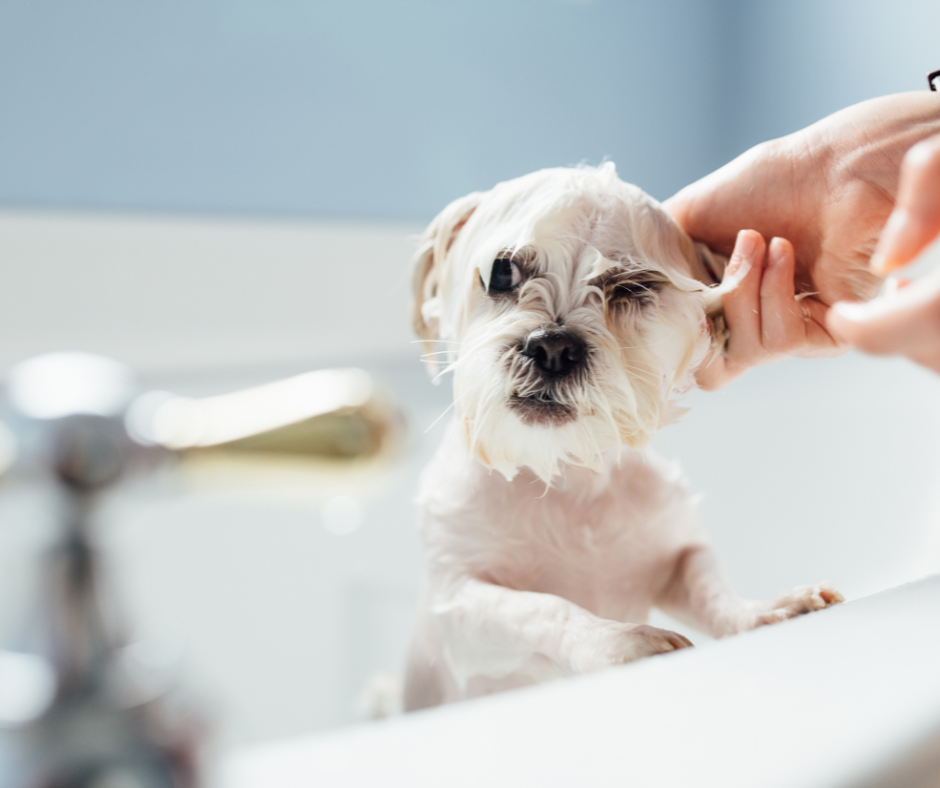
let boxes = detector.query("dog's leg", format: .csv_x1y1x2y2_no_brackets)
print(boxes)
432,576,692,686
657,545,844,636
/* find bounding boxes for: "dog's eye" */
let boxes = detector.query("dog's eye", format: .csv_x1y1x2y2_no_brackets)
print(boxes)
484,258,522,293
612,282,655,299
608,278,664,304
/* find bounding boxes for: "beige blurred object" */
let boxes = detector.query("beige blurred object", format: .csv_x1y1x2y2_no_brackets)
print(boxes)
126,368,405,496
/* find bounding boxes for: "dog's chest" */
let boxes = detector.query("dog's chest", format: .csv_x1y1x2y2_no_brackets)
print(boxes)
497,466,684,613
422,439,699,621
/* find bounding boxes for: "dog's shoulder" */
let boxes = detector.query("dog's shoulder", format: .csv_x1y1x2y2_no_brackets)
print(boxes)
609,446,691,497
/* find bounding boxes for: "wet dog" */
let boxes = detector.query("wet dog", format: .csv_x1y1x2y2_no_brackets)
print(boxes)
404,164,842,709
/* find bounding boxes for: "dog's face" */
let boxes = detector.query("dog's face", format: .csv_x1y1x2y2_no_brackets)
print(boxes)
413,164,718,482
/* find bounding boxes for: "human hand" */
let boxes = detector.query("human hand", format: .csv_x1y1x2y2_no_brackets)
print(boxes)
827,134,940,373
667,92,940,309
695,230,842,390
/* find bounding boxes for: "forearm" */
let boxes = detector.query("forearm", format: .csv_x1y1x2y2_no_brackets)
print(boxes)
430,576,604,679
657,545,751,638
659,545,845,637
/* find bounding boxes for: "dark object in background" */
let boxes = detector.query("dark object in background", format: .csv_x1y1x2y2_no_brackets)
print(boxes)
0,353,403,788
0,355,200,788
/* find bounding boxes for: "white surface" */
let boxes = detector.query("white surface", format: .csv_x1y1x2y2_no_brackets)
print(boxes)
74,350,940,754
0,210,422,373
222,576,940,788
2,212,940,754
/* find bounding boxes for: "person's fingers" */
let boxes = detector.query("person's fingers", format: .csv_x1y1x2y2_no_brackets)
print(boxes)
758,237,845,357
694,345,746,391
693,230,766,391
827,265,940,373
870,134,940,274
695,360,728,390
722,230,766,365
797,296,847,357
759,237,802,353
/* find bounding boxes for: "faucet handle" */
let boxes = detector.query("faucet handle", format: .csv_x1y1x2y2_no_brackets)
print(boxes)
126,367,403,472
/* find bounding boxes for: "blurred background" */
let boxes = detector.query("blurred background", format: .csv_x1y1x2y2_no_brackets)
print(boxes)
1,0,939,755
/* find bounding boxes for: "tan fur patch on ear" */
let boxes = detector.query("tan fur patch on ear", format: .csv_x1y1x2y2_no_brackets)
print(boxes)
410,191,485,367
694,242,728,286
673,230,730,354
673,230,723,287
708,311,730,355
412,248,438,342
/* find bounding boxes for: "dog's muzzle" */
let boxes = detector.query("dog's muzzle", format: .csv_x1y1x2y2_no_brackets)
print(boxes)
509,327,588,427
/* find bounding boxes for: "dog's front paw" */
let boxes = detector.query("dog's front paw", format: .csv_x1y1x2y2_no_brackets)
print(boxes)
749,582,844,629
568,623,693,674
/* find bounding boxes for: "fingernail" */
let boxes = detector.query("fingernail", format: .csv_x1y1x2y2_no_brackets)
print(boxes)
877,276,905,299
726,231,758,281
731,230,758,265
870,209,909,274
830,300,875,322
768,237,787,266
877,277,895,298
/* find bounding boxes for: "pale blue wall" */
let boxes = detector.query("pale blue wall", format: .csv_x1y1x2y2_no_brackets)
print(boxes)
715,0,940,162
0,0,725,219
0,0,937,220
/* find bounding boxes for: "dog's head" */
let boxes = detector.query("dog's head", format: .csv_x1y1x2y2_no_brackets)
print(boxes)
413,163,724,482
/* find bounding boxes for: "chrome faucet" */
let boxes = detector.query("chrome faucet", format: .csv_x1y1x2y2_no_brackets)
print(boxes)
0,353,402,788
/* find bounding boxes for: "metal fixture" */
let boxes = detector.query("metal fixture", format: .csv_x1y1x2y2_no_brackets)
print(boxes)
0,353,402,788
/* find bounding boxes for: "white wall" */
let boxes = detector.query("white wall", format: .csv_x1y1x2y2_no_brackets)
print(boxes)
0,211,422,373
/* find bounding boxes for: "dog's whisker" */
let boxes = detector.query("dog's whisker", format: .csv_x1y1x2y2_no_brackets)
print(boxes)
619,363,659,384
431,368,456,386
424,396,463,433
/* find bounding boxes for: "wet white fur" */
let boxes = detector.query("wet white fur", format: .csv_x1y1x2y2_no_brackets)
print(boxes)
414,163,723,482
405,164,842,710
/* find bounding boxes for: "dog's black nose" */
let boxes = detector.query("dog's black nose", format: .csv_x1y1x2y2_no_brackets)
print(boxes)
522,328,587,378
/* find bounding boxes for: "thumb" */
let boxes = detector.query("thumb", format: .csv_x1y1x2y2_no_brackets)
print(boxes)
870,134,940,274
827,267,940,373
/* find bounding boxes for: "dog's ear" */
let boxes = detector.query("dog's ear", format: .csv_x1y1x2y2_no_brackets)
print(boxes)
668,219,731,315
670,223,727,292
411,191,484,346
670,225,732,354
693,243,729,309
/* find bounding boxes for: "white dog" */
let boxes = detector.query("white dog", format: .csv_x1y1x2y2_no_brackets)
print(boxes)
404,163,842,710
